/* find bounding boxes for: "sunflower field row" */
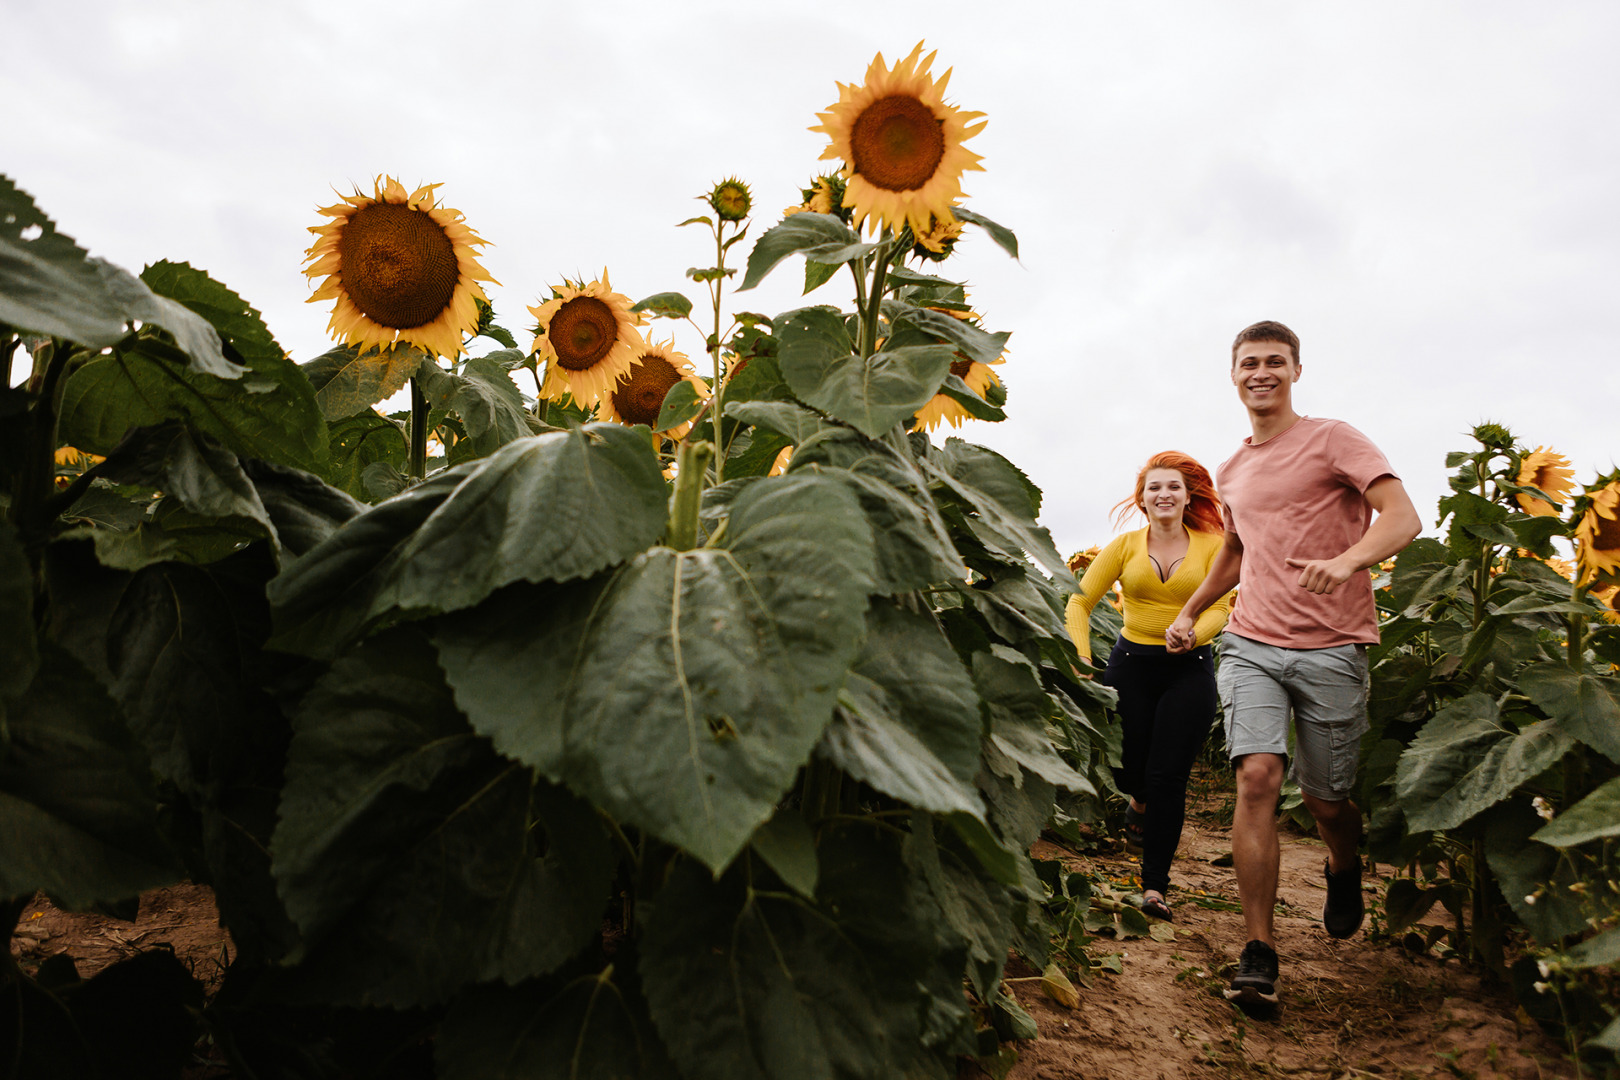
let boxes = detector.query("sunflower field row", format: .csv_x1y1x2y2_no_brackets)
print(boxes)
1,44,1119,1079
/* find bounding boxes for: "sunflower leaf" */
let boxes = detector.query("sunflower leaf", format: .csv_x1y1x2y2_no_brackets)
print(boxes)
416,354,538,459
0,519,39,701
1517,663,1620,762
436,968,678,1080
739,213,874,292
300,344,427,420
950,205,1019,259
804,257,841,294
916,441,1069,581
654,380,705,432
633,291,694,320
1533,775,1620,848
0,645,180,909
324,411,408,503
434,472,876,872
270,629,616,1006
722,399,827,445
885,300,1009,367
937,373,1006,422
1393,693,1576,832
776,305,954,439
818,602,985,818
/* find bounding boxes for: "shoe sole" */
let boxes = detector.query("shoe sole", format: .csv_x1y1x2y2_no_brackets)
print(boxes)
1223,984,1279,1006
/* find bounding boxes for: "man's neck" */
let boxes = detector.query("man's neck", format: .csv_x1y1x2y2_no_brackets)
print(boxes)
1248,406,1301,446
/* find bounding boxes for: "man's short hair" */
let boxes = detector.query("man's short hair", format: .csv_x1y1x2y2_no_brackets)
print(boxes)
1231,320,1300,365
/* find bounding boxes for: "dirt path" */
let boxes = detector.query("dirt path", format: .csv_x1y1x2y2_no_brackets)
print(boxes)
1001,807,1577,1080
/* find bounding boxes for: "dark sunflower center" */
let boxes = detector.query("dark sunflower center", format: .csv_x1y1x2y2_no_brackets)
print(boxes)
337,202,459,330
850,95,946,192
950,356,973,378
612,355,682,426
550,296,619,371
1593,511,1620,553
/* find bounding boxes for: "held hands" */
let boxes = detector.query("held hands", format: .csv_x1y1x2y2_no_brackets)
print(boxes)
1165,615,1196,654
1285,555,1357,595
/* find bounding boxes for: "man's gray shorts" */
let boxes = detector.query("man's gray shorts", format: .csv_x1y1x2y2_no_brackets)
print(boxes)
1216,631,1369,801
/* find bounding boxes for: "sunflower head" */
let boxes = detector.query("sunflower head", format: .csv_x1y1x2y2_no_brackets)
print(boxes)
810,42,986,238
1471,421,1515,450
1575,478,1620,585
598,337,710,440
1515,446,1576,517
1068,546,1101,575
911,216,964,261
708,177,753,222
914,354,1002,432
304,176,496,358
529,272,645,410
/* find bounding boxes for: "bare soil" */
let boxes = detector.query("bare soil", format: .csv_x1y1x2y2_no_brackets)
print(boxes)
993,772,1577,1080
9,774,1578,1080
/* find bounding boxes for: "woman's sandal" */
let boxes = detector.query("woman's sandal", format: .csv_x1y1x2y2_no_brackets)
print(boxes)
1140,894,1173,922
1122,803,1146,854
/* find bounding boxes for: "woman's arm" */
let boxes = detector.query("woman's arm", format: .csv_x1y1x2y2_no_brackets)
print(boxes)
1167,530,1242,653
1064,535,1129,662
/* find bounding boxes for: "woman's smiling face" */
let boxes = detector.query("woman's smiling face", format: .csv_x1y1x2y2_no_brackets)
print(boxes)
1142,468,1188,525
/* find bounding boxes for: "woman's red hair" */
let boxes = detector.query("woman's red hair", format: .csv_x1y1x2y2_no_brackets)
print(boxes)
1110,451,1224,534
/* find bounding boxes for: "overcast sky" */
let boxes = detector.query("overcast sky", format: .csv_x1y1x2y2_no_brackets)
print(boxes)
7,0,1617,559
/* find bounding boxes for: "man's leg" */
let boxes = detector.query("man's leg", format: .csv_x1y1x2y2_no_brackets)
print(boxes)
1232,752,1285,945
1300,792,1360,874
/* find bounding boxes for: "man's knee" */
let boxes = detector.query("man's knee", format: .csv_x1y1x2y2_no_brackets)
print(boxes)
1233,753,1284,803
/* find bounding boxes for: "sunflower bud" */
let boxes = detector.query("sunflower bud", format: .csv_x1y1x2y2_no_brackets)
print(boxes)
708,178,752,222
1471,421,1515,450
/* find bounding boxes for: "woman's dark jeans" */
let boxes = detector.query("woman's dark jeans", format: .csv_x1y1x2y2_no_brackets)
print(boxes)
1102,638,1216,896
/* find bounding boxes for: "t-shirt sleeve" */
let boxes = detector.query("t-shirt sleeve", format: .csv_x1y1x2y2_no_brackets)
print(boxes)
1067,535,1128,662
1330,421,1399,494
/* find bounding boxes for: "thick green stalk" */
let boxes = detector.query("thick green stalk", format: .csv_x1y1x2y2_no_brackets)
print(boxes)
667,440,714,552
859,238,894,359
409,377,429,480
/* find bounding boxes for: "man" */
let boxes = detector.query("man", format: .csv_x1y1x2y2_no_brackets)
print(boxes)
1166,321,1421,1008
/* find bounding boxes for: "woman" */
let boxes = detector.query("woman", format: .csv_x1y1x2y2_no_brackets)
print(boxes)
1065,451,1233,921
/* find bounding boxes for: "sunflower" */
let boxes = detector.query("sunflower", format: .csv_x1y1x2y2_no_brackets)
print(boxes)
1590,581,1620,625
811,42,986,238
1575,480,1620,584
304,176,494,358
911,216,963,261
598,337,710,440
914,352,1002,431
708,177,752,222
1515,446,1576,517
782,176,845,220
530,272,645,409
1067,546,1101,575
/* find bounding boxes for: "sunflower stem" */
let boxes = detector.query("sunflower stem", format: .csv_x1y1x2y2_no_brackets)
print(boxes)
409,377,430,480
12,340,70,540
667,440,714,552
709,220,730,483
1568,580,1588,671
860,238,894,359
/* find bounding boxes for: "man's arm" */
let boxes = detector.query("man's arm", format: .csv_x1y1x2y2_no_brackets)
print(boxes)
1167,530,1243,653
1284,475,1422,595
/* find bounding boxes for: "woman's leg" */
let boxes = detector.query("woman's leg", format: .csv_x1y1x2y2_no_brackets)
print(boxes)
1138,654,1217,897
1104,642,1150,802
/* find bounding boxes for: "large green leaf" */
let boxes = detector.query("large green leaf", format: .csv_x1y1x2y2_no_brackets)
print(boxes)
266,464,475,656
1393,693,1576,832
372,424,667,617
918,439,1069,581
436,472,876,871
300,343,425,420
322,410,408,502
974,649,1090,793
739,213,875,292
59,331,325,473
0,519,38,701
0,179,231,376
820,602,985,817
270,629,615,1006
94,422,276,548
419,352,543,460
1533,775,1620,848
1518,664,1620,762
0,646,179,908
903,816,1018,1000
437,964,677,1080
1484,800,1588,944
788,427,964,594
725,399,829,445
949,205,1019,259
884,300,1010,367
776,306,955,439
239,458,364,558
639,850,924,1080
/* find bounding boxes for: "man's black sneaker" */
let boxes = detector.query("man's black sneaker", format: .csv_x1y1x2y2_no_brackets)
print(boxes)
1224,939,1279,1006
1323,857,1364,939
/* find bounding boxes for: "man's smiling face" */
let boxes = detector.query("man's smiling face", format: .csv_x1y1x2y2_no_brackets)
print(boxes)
1231,339,1300,415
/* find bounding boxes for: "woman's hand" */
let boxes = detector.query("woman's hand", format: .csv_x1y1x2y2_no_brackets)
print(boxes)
1165,615,1196,653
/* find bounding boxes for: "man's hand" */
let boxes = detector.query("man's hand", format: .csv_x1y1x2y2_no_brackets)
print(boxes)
1165,615,1196,653
1285,555,1358,595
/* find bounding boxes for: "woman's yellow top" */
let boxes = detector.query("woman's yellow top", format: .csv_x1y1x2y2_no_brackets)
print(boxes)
1064,527,1233,663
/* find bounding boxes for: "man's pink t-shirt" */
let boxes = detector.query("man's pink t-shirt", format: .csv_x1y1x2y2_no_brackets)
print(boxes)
1217,417,1397,648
